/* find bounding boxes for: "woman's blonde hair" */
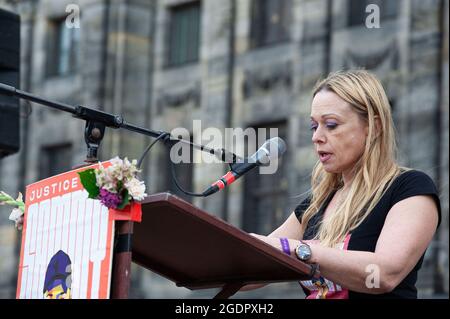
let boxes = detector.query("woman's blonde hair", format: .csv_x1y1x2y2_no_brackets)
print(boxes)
301,70,406,247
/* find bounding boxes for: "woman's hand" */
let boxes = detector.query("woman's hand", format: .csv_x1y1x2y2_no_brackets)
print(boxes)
249,233,266,241
249,233,301,256
249,233,281,248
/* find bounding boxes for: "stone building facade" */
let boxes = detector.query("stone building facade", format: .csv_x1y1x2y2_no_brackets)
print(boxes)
0,0,448,298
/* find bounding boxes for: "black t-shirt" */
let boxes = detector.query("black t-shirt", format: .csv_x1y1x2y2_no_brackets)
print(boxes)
294,170,441,299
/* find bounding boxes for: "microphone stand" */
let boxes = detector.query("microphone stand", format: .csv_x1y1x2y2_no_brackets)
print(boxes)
0,82,240,164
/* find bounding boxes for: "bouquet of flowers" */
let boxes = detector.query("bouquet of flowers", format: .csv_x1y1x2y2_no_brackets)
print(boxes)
78,157,147,210
0,191,25,230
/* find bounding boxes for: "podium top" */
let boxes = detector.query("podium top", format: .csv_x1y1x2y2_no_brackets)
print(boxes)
132,193,315,290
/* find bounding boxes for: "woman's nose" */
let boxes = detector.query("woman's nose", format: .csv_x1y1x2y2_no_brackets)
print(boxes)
312,126,326,144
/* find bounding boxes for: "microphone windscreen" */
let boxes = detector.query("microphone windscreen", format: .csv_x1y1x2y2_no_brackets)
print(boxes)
267,137,287,157
254,137,287,165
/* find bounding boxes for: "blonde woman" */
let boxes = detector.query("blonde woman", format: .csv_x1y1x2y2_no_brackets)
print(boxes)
247,70,441,299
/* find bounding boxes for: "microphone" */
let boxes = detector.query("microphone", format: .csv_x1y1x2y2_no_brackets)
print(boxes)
202,137,287,196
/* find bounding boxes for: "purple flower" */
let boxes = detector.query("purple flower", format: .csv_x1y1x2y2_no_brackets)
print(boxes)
99,187,122,209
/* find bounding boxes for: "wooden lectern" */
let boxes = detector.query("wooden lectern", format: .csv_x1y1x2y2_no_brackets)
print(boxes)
110,192,317,299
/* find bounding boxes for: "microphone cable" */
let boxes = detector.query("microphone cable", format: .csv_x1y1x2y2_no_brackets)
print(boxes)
136,131,205,196
169,157,206,197
136,132,170,170
136,132,213,197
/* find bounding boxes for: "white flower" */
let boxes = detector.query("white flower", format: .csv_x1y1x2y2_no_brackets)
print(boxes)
124,178,147,201
95,168,106,187
9,207,24,230
2,191,25,230
103,182,118,193
95,164,119,192
9,207,23,222
110,156,123,167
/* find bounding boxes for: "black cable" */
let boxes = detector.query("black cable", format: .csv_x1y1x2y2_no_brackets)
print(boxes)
137,132,170,169
137,132,207,197
169,148,206,198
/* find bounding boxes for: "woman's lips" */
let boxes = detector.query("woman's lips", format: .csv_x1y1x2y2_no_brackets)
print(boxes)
319,152,332,163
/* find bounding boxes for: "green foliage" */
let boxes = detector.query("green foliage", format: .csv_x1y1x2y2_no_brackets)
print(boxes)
78,169,100,199
117,189,130,210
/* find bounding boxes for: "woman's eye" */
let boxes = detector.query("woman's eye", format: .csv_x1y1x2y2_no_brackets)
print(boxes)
310,122,337,131
326,123,338,130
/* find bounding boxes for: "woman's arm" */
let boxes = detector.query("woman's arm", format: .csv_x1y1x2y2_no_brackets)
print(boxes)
249,195,438,294
240,212,305,292
268,211,305,239
305,195,438,294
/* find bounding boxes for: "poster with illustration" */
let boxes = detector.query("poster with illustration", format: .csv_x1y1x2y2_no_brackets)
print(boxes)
16,162,114,299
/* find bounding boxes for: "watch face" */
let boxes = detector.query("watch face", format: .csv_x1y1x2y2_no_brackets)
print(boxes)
297,244,311,261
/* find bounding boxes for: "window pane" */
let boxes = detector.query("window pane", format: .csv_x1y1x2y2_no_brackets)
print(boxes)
70,26,80,73
179,10,188,63
168,2,201,66
169,11,179,64
348,0,368,26
380,0,399,19
250,0,290,48
188,5,200,62
250,0,263,47
59,21,71,75
265,0,281,44
46,17,80,77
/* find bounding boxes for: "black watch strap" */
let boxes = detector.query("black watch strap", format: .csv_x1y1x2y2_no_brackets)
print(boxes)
309,263,320,279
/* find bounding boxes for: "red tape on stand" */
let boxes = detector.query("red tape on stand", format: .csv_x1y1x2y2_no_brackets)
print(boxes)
109,201,142,222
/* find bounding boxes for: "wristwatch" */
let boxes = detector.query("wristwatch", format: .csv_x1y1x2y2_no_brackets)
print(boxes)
295,241,320,278
294,241,312,262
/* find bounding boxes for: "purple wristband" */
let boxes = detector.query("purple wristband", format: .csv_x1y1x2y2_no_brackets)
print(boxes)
280,238,291,255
